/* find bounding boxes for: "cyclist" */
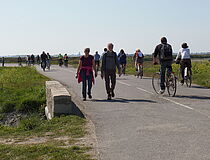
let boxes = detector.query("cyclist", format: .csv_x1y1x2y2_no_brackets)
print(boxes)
58,54,63,67
94,51,100,72
175,43,192,84
46,53,52,70
133,49,144,78
41,51,47,71
153,37,173,94
64,54,69,67
118,49,127,75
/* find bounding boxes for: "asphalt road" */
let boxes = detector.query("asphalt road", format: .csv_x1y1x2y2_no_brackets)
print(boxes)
36,65,210,160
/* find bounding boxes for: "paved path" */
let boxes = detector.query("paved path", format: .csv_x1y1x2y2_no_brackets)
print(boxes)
37,65,210,160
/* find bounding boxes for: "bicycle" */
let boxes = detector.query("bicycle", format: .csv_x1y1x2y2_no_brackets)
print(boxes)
135,64,143,79
152,69,177,97
177,66,192,87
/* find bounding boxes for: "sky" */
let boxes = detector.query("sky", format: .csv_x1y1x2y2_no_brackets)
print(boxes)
0,0,210,56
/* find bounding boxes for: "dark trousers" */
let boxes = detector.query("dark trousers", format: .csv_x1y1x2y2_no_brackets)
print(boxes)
180,59,192,80
105,70,116,95
160,61,172,90
81,70,93,98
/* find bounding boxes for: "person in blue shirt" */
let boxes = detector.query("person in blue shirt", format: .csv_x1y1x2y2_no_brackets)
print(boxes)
118,49,127,75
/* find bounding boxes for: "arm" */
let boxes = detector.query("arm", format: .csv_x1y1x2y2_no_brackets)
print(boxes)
101,54,105,77
92,59,97,77
115,53,121,74
153,46,159,64
76,60,82,78
175,50,181,61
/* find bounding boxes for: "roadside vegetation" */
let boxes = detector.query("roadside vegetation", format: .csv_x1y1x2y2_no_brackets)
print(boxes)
0,67,93,160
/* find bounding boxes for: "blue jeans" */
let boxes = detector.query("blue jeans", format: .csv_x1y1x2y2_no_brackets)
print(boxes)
80,70,93,98
160,61,172,90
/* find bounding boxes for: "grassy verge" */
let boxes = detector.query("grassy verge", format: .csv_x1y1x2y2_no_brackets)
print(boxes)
0,67,93,160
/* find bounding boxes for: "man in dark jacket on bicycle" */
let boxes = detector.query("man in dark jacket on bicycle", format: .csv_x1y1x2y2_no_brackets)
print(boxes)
153,37,173,94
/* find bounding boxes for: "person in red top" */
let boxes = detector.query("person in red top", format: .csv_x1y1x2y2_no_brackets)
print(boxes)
76,48,97,101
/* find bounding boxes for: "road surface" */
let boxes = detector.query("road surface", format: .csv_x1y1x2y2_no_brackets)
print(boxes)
36,65,210,160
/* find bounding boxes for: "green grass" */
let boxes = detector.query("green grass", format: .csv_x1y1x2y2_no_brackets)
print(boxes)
0,144,92,160
0,67,93,160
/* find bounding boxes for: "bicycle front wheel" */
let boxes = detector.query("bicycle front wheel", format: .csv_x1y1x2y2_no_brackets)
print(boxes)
152,72,161,94
167,73,177,97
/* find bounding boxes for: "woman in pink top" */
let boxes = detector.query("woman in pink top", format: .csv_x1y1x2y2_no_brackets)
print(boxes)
76,48,97,101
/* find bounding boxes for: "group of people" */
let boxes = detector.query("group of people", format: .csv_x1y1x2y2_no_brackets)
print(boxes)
76,38,192,101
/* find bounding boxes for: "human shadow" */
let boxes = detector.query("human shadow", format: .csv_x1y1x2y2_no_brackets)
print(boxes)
190,86,210,90
176,95,210,100
92,98,156,104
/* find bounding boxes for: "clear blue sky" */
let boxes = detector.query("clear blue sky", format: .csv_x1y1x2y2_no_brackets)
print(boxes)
0,0,210,56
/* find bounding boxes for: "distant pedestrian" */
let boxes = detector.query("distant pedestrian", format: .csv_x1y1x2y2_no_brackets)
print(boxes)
18,56,22,66
31,54,35,65
153,37,173,94
41,51,48,71
101,43,121,100
118,49,127,75
2,57,5,67
36,55,40,64
94,51,100,71
46,53,52,70
64,54,69,67
133,49,144,78
76,48,97,101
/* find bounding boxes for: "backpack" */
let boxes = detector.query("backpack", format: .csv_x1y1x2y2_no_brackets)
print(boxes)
160,44,173,60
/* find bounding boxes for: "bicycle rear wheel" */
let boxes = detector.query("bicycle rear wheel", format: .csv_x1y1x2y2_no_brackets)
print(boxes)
152,72,161,94
167,73,177,97
186,69,192,87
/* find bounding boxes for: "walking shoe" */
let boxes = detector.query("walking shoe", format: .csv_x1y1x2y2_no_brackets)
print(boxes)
111,91,115,98
107,94,112,100
83,98,86,101
88,94,92,99
158,89,165,94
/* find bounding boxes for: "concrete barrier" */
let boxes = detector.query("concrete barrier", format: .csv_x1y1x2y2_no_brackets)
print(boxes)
45,81,84,120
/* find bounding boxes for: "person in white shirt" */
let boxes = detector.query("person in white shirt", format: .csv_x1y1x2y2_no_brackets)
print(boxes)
175,43,192,84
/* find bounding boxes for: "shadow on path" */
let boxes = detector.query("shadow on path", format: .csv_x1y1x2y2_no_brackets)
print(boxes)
176,95,210,100
190,86,210,90
92,98,156,104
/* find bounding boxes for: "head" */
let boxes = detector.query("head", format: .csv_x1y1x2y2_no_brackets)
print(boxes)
107,43,114,52
95,51,98,54
120,49,125,54
161,37,167,44
65,54,67,56
47,53,49,55
42,51,45,54
104,48,108,52
182,43,188,49
136,49,141,54
84,48,90,56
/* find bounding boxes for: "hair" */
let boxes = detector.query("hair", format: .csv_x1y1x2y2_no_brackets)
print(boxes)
182,43,188,49
108,43,114,48
84,48,90,53
104,48,108,52
120,49,125,54
161,37,167,44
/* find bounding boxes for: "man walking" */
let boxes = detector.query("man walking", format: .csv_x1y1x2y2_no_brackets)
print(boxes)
153,37,173,94
101,43,121,100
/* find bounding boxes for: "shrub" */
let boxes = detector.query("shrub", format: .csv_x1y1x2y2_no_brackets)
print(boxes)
19,115,41,131
0,103,16,113
17,98,44,113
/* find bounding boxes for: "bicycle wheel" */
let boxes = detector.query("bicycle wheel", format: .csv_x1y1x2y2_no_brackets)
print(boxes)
186,68,192,87
167,73,177,97
152,72,161,94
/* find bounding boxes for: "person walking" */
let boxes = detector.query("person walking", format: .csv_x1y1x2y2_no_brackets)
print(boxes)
31,54,35,65
94,51,100,71
76,48,97,101
2,57,5,67
118,49,127,75
101,43,121,100
175,43,192,84
18,56,22,66
41,51,48,71
153,37,173,94
46,53,52,70
36,55,40,64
